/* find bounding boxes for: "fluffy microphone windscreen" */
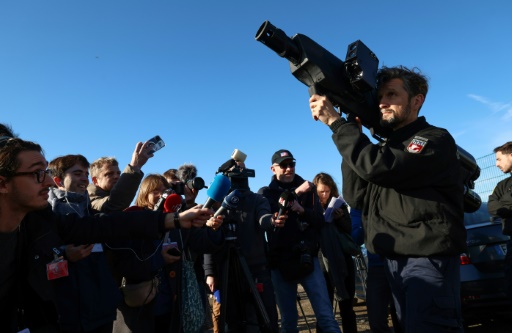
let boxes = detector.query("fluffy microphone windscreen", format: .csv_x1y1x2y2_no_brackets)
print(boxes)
206,174,231,202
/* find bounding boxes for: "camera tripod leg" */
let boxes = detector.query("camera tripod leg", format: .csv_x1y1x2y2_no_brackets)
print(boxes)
219,244,274,333
296,293,312,333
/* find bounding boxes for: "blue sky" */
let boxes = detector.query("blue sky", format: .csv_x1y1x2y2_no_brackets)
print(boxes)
1,1,511,204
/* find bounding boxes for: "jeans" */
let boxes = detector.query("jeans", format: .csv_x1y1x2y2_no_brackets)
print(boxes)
271,257,341,333
385,256,463,333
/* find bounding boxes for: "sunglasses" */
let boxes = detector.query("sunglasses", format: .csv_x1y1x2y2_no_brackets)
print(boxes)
276,161,296,169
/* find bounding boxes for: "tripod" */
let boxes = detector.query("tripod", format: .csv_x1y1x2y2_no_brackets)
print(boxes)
218,229,274,333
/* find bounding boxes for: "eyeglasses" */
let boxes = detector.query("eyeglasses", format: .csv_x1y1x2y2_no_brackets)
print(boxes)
276,162,296,169
11,169,53,184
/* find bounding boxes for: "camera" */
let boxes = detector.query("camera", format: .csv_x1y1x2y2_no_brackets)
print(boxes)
170,182,185,195
170,177,206,195
294,241,313,272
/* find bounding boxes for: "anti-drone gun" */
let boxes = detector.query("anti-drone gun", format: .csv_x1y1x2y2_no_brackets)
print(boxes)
255,20,481,213
255,20,389,141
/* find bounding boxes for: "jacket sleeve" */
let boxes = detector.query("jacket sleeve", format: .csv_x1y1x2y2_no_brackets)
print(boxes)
488,179,512,217
51,209,166,244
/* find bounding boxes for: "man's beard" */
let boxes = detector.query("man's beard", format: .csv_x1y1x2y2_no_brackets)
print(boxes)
380,102,412,129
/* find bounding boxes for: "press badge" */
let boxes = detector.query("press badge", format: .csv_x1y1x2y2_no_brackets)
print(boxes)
46,247,69,280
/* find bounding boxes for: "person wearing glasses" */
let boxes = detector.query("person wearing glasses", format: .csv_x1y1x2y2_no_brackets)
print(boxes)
0,123,213,333
258,149,341,333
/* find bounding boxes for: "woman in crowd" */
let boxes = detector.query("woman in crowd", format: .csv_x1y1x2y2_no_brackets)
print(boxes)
313,172,358,333
106,174,223,333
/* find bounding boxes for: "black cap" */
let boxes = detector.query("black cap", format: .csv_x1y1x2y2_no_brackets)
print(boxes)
272,149,295,165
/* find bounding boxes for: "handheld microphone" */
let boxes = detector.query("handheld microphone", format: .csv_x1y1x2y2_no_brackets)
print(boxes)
213,189,241,218
203,174,231,209
153,189,172,212
163,193,183,213
277,190,294,218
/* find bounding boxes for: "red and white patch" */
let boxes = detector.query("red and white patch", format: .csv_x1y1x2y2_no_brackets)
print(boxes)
407,137,428,153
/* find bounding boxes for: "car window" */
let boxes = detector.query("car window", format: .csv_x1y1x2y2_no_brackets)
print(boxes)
464,202,492,226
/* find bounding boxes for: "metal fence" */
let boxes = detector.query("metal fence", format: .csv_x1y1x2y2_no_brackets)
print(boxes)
474,153,508,201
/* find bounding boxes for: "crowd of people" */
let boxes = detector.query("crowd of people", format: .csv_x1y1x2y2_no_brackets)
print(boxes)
1,64,511,333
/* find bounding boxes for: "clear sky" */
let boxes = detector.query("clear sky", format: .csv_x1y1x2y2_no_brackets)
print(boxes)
1,1,511,204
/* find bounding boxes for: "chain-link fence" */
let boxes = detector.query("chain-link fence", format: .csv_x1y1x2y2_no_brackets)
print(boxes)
474,152,509,201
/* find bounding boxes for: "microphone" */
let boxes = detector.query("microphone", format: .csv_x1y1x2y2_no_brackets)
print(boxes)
203,174,231,209
277,190,295,218
163,193,183,213
213,189,241,218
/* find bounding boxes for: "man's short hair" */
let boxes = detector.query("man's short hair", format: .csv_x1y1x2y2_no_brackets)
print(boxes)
177,164,197,182
90,157,119,178
494,142,512,155
377,66,429,111
49,154,90,179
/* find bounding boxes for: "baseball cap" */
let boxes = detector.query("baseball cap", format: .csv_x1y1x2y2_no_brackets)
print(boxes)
272,149,295,165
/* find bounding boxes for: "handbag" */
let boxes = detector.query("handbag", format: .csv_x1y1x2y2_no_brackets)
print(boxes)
120,275,160,307
181,248,206,333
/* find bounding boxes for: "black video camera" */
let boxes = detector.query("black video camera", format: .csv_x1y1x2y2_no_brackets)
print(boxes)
255,20,389,141
170,177,206,195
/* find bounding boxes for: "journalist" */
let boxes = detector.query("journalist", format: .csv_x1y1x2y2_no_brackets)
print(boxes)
204,160,279,332
310,66,466,332
258,149,341,333
48,154,121,333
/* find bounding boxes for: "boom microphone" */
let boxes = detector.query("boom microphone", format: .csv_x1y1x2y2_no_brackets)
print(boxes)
213,189,241,218
277,190,294,218
163,193,183,213
203,174,231,209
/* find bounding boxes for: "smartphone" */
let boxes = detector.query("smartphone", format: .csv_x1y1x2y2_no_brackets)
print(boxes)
147,135,165,154
165,242,181,256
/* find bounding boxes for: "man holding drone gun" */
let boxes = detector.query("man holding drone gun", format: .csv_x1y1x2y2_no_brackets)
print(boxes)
310,66,466,333
255,21,480,332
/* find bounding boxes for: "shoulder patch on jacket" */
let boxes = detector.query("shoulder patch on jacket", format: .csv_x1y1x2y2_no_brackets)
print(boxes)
406,136,428,153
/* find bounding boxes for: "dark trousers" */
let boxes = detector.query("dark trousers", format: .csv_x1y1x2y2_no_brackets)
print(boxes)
366,265,401,333
505,239,512,299
385,256,463,333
